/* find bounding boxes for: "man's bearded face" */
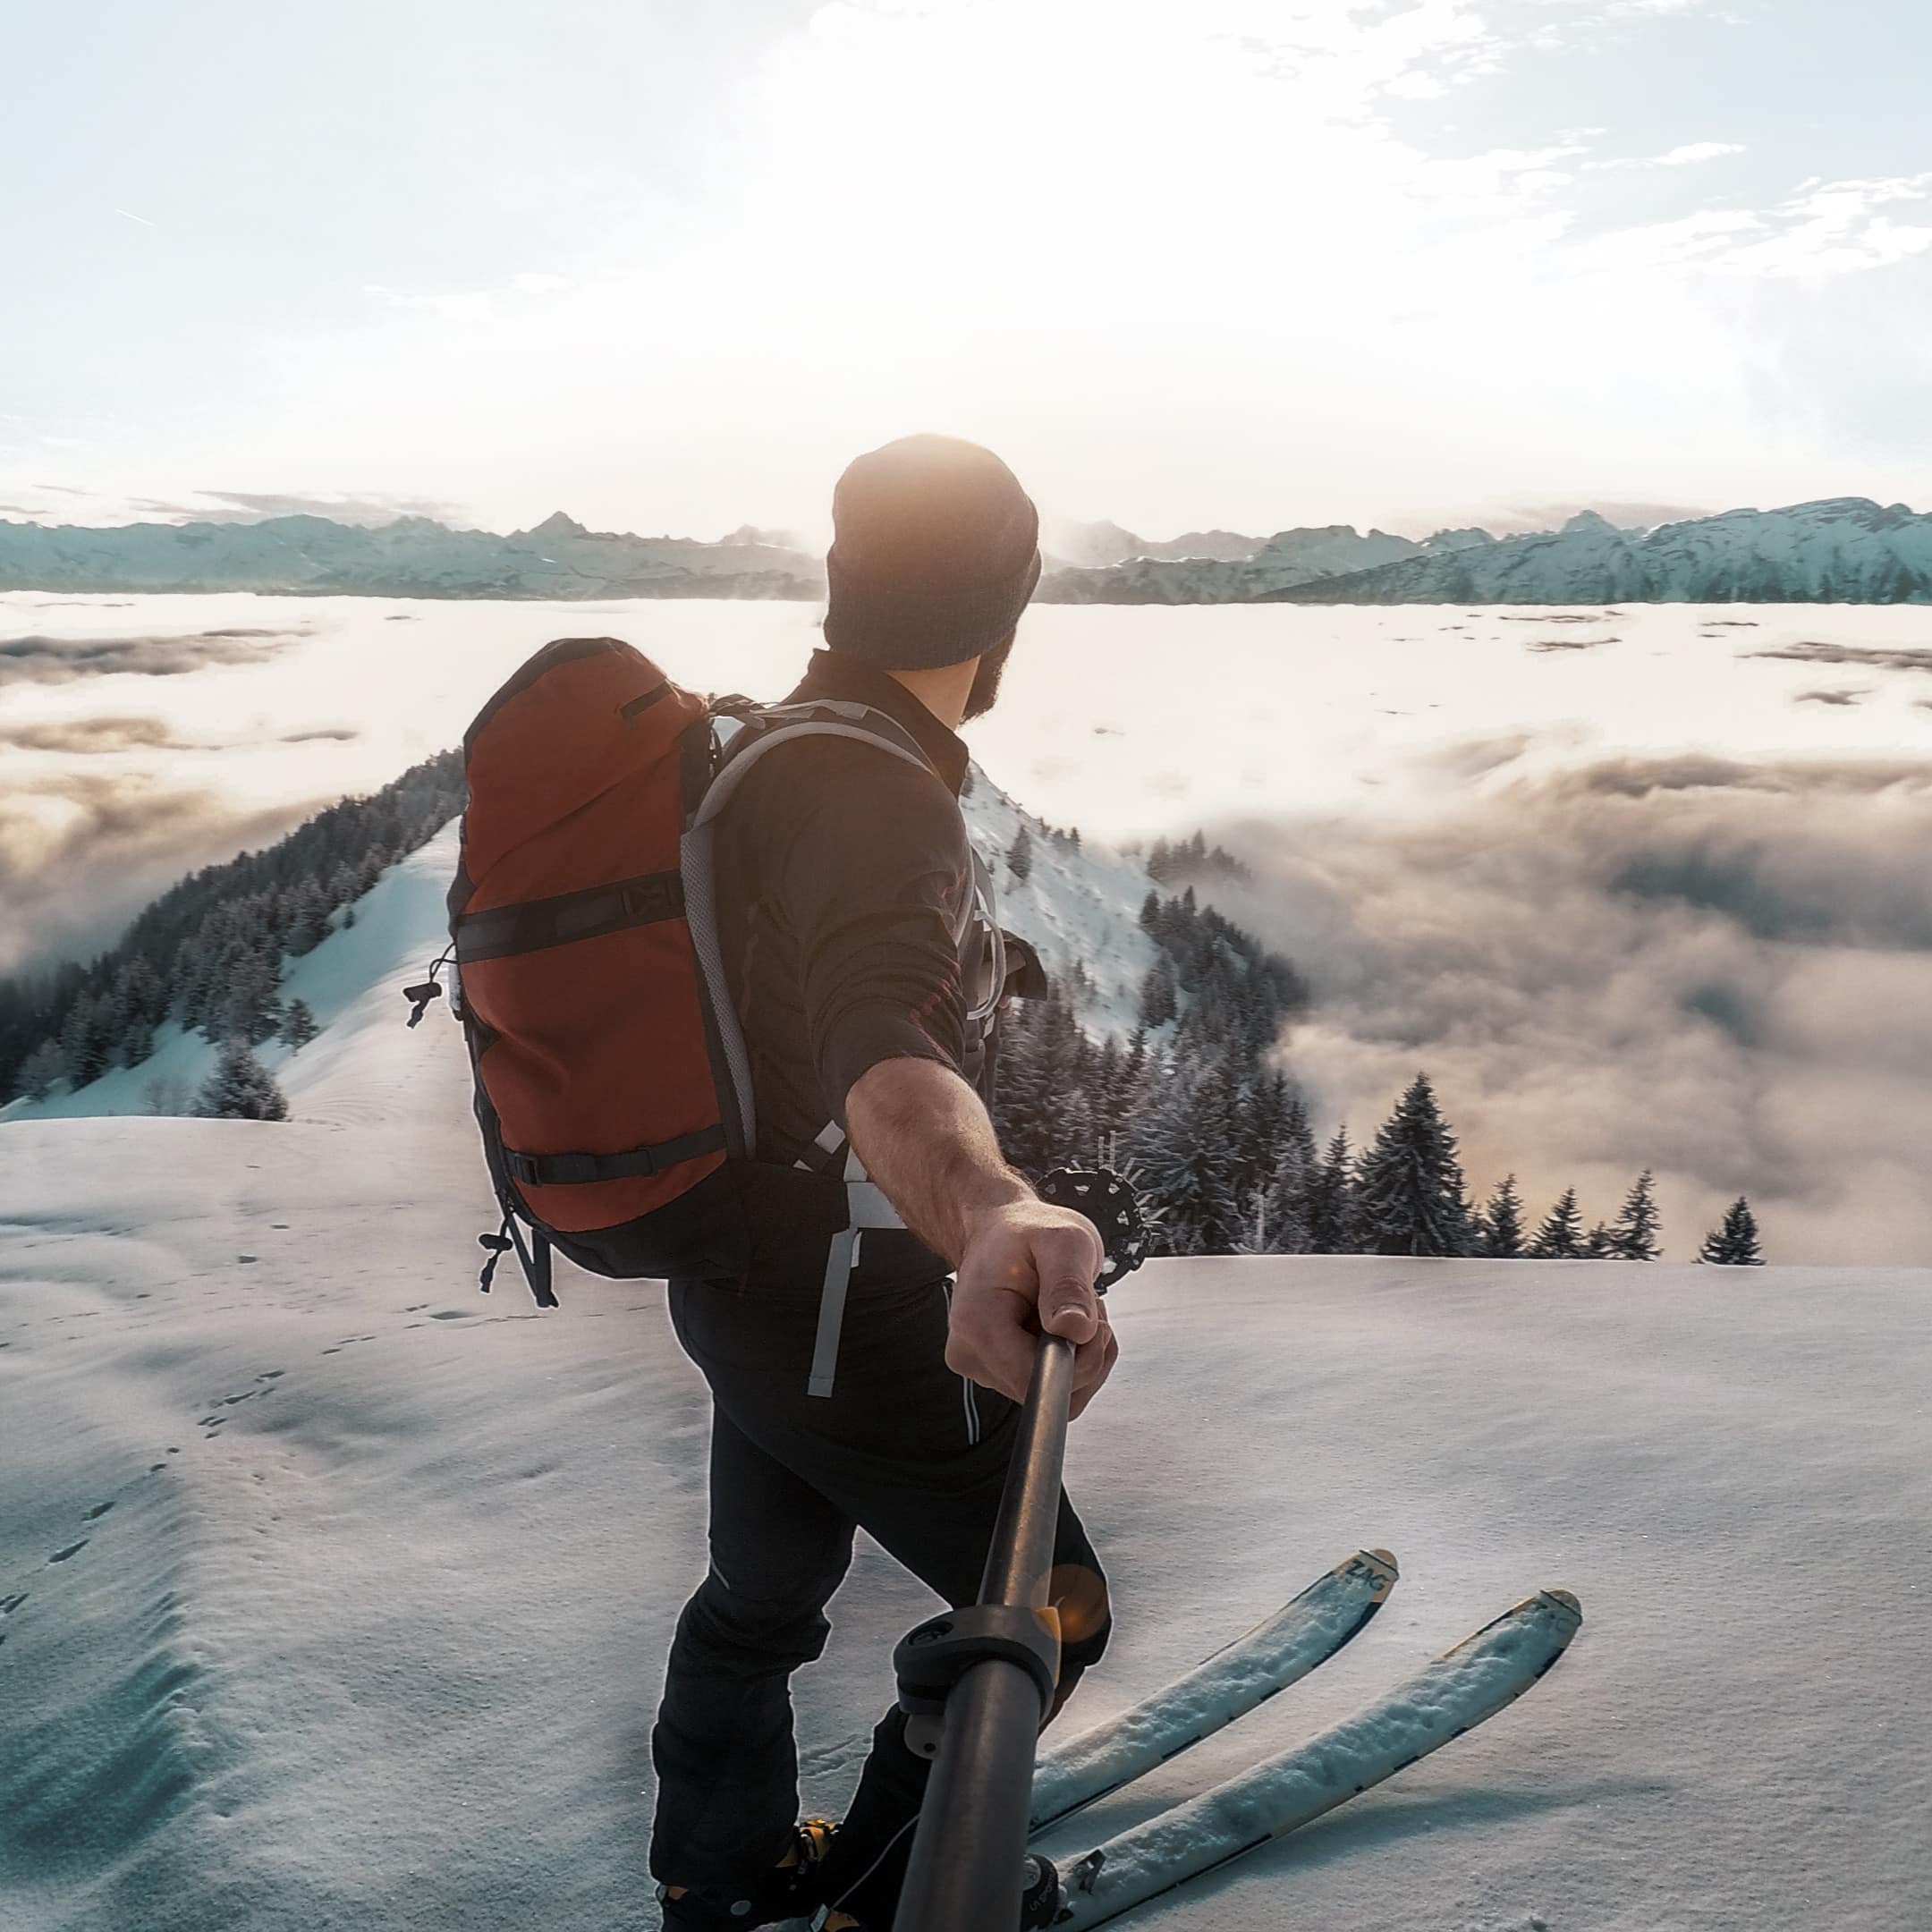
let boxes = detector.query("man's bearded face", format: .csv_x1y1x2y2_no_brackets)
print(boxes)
963,631,1017,722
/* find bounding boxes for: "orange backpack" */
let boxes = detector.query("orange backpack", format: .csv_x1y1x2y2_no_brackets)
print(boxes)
410,636,1003,1333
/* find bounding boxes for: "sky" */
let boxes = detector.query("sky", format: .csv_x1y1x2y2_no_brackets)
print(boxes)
4,0,1930,541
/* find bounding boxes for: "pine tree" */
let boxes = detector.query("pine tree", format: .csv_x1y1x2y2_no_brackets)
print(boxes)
1352,1073,1473,1258
1137,956,1178,1030
1303,1128,1356,1253
280,999,320,1050
1608,1169,1661,1260
1005,822,1034,883
60,994,111,1087
1479,1174,1527,1258
285,876,333,954
1583,1220,1614,1258
218,944,284,1045
118,1014,157,1068
1123,1055,1241,1256
1138,889,1161,933
1528,1187,1584,1258
195,1038,290,1122
17,1038,66,1101
1697,1197,1764,1266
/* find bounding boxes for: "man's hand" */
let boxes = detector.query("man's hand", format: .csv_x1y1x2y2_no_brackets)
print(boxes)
946,1198,1119,1417
843,1057,1123,1418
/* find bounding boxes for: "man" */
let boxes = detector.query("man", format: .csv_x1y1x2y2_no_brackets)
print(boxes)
651,435,1118,1930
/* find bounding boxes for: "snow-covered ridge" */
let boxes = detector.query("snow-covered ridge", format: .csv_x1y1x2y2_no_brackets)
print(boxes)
0,509,821,600
1268,496,1932,606
13,496,1931,605
1038,525,1491,604
4,776,1161,1128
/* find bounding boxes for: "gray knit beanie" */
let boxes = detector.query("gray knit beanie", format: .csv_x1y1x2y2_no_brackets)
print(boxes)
823,434,1042,671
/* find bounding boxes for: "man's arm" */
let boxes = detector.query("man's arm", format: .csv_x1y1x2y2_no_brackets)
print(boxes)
845,1056,1119,1418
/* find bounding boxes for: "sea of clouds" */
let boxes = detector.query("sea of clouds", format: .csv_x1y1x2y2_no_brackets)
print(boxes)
3,592,1928,1263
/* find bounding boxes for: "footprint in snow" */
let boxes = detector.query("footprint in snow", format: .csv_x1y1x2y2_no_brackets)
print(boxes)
83,1501,114,1521
1,1593,26,1615
47,1541,89,1565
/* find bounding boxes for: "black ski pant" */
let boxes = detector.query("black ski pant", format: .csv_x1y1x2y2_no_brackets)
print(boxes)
650,1271,1111,1923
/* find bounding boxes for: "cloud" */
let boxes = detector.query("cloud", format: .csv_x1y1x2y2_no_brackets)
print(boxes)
1591,173,1932,281
0,715,360,752
191,489,470,526
1590,140,1745,173
0,628,296,687
1745,640,1932,674
0,715,204,753
0,774,322,974
1657,141,1746,166
1203,751,1932,1265
1794,689,1866,707
2,487,472,530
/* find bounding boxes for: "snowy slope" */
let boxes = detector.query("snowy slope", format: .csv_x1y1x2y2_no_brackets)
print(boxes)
963,772,1162,1038
0,830,471,1129
1272,497,1932,605
6,787,1932,1930
4,1011,1930,1931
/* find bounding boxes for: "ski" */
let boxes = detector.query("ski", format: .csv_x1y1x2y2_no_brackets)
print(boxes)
1035,1587,1583,1929
1030,1547,1399,1835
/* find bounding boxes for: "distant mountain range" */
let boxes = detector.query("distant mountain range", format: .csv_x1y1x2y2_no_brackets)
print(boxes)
4,496,1929,605
0,510,820,601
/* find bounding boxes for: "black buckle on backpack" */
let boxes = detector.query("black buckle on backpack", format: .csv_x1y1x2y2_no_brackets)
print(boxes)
504,1149,607,1188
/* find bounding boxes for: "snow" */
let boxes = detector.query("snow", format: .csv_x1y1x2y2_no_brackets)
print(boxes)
0,510,819,600
5,824,1932,1929
2,829,470,1129
1275,496,1932,606
5,763,1157,1129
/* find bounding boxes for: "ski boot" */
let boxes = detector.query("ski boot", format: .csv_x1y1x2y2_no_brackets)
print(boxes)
657,1818,838,1928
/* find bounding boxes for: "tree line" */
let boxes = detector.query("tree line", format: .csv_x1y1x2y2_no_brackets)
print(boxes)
0,751,462,1108
992,876,1764,1266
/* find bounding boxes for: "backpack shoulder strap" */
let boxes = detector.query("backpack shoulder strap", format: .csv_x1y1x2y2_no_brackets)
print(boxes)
689,699,942,834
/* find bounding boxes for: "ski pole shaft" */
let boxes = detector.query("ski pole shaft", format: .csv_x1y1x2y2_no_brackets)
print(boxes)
980,1330,1075,1605
892,1332,1074,1932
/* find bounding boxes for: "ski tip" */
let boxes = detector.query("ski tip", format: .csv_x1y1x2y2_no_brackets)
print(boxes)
1445,1587,1585,1659
1538,1587,1583,1631
1339,1547,1400,1597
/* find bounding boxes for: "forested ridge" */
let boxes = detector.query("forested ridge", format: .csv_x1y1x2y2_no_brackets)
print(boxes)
2,760,1762,1261
992,852,1763,1266
0,752,462,1104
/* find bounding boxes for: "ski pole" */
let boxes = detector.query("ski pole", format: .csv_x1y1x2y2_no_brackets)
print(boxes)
891,1328,1075,1932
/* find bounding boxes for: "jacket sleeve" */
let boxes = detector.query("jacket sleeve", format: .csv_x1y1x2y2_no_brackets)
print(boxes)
766,744,973,1130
